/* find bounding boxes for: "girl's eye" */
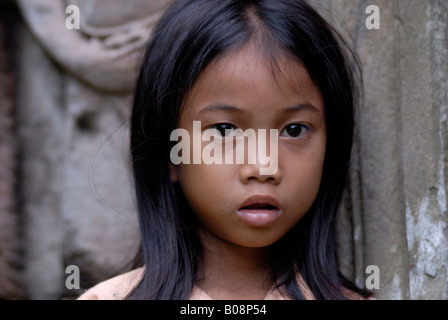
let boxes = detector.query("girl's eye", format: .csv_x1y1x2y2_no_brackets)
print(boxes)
281,123,310,138
211,123,237,137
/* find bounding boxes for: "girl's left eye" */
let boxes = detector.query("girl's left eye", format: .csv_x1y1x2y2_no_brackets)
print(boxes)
210,123,238,137
280,124,310,138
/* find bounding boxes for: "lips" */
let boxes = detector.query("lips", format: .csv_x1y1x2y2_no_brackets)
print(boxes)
241,203,278,210
237,195,282,227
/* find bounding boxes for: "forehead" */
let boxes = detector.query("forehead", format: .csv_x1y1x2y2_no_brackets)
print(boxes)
183,42,324,116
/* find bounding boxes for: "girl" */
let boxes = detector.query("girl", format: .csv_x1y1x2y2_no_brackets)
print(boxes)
79,0,373,300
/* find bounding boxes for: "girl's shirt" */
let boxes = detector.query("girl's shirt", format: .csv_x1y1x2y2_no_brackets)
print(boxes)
76,267,368,300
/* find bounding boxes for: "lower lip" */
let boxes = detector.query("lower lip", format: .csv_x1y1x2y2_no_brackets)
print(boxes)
236,209,281,227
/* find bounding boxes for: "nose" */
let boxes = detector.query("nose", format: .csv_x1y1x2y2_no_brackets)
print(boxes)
238,159,282,184
237,129,281,184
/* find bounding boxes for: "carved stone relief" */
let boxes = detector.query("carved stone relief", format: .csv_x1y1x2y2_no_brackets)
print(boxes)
16,0,172,299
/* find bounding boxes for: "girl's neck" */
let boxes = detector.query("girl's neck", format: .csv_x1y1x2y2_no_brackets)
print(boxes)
197,231,274,300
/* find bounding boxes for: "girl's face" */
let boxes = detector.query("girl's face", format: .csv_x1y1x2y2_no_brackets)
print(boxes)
170,43,326,248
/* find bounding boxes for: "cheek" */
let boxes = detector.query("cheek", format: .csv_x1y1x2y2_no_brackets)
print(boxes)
176,163,241,240
281,146,326,206
177,136,237,186
289,163,321,203
177,163,235,209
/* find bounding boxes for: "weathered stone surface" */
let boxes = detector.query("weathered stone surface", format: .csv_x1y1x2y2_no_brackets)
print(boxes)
60,76,139,297
18,25,66,299
73,0,170,27
396,0,448,300
17,0,172,93
313,0,448,299
0,4,23,299
354,0,411,300
17,14,141,299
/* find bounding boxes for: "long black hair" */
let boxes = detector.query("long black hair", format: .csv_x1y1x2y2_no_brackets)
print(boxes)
128,0,371,299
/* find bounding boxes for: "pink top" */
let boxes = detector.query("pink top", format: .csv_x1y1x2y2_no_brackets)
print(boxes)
77,267,368,300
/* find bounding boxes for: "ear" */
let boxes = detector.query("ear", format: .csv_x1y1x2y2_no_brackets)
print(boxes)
168,162,179,183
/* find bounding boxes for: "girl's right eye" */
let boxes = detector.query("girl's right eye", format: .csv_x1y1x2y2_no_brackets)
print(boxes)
211,123,238,137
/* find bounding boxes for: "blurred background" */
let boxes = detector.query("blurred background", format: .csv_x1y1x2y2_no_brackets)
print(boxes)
0,0,447,300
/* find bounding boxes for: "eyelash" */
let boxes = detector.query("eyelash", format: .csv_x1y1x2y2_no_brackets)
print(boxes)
210,123,238,137
280,123,311,139
209,123,312,139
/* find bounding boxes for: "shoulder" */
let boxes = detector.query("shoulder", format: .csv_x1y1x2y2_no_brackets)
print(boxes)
77,267,144,300
296,272,375,300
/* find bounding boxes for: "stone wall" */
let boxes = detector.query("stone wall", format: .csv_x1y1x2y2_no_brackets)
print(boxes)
0,0,23,300
0,0,446,299
311,0,448,299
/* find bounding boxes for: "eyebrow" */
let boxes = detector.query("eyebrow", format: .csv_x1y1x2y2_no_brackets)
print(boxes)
198,105,246,115
283,104,320,114
198,103,320,115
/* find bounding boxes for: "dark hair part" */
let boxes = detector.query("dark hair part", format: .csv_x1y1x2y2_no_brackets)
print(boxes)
128,0,371,299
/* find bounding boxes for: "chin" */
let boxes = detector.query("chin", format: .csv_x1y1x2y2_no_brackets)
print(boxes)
233,235,283,249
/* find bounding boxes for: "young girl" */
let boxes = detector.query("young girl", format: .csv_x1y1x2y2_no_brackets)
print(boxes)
78,0,373,300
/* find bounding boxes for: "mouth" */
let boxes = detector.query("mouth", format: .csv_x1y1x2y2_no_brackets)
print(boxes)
239,203,278,210
237,195,282,227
